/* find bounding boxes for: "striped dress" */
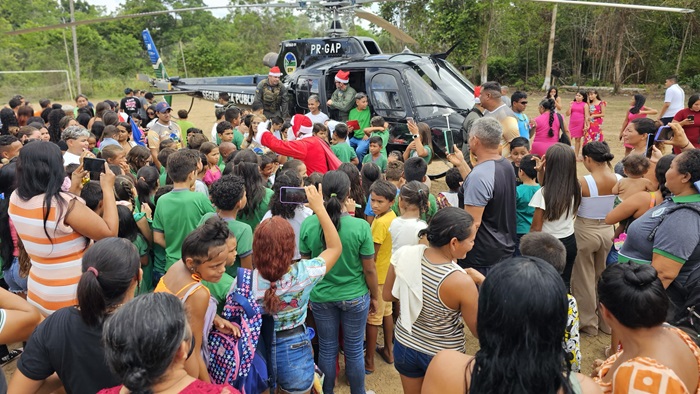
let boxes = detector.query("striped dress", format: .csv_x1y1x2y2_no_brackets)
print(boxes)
8,191,89,315
394,256,466,356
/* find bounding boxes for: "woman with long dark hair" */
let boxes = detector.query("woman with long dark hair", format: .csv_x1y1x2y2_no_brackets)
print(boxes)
262,170,312,261
0,161,27,296
338,162,366,220
594,263,700,393
422,256,600,394
252,185,342,393
233,162,273,232
532,99,569,156
619,94,657,156
9,238,140,393
99,293,239,394
530,143,581,288
671,93,700,153
8,142,118,315
616,117,658,181
303,171,378,394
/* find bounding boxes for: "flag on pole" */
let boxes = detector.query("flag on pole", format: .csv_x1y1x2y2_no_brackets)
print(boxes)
130,117,146,146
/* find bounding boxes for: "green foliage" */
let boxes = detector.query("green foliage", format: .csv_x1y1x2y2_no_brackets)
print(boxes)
687,75,700,92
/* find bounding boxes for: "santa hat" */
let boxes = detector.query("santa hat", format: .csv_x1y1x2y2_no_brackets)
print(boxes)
288,114,313,141
334,70,350,84
473,86,481,105
269,66,283,77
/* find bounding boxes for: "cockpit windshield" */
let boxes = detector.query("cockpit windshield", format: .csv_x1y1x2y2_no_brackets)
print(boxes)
403,58,475,119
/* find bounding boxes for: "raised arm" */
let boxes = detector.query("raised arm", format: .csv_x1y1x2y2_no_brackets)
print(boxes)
306,185,342,273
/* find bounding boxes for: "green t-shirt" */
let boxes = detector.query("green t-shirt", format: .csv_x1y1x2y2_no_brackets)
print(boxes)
218,128,245,150
203,272,235,315
391,192,437,221
198,212,253,276
371,129,390,157
362,154,388,173
238,188,273,233
153,244,166,275
348,107,371,139
176,120,196,143
408,145,433,164
133,234,154,295
302,214,375,303
331,142,357,163
152,189,215,271
159,165,168,187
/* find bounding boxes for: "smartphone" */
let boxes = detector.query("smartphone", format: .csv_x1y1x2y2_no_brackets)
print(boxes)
444,130,455,154
83,157,106,173
688,115,695,122
645,133,655,159
279,187,308,204
655,126,674,141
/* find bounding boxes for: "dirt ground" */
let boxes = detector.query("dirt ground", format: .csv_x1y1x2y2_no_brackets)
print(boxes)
3,90,668,392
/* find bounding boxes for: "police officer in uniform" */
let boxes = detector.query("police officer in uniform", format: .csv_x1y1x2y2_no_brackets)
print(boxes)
327,70,356,121
255,66,290,119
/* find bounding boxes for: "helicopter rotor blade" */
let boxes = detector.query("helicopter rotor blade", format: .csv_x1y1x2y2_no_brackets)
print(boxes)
4,3,298,36
353,10,417,45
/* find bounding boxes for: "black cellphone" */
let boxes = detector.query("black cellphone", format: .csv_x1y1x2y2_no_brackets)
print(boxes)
645,134,655,159
83,157,106,173
688,115,695,121
279,187,308,204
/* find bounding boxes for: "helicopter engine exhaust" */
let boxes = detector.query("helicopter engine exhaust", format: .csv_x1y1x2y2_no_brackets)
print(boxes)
263,52,278,68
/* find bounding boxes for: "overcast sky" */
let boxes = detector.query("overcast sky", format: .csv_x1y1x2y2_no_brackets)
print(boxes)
86,0,232,18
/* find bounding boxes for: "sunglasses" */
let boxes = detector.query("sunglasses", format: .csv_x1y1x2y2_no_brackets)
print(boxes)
518,101,528,105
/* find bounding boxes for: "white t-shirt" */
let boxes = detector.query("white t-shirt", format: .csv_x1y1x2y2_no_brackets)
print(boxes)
389,217,428,255
528,188,575,238
306,111,329,126
664,84,685,118
262,206,313,260
211,123,219,143
63,151,81,166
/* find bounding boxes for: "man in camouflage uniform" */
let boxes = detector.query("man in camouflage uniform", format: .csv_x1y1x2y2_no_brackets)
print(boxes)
255,66,290,119
327,70,356,121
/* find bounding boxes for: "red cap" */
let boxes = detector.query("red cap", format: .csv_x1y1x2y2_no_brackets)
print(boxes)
335,70,350,84
269,66,283,77
474,86,481,97
290,114,313,140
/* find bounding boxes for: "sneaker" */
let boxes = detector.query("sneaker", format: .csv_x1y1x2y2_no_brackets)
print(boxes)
0,348,23,366
366,391,376,394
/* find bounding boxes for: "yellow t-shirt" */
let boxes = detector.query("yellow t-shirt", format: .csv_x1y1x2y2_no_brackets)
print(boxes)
372,210,397,284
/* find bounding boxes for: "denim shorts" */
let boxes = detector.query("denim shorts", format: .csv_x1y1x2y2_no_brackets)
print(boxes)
393,339,434,378
272,326,315,393
3,257,27,294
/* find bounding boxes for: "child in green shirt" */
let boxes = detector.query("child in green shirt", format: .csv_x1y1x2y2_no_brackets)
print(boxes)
362,136,388,173
348,92,372,162
367,115,390,158
330,123,359,165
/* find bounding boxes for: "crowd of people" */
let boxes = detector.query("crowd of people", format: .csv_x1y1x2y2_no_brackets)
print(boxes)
0,69,698,394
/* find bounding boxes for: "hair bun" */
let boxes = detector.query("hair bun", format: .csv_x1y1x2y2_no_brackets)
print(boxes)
603,152,615,161
623,265,657,288
123,367,151,392
202,216,230,241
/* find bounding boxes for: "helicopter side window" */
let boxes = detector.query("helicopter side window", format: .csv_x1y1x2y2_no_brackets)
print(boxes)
296,77,320,110
370,73,405,118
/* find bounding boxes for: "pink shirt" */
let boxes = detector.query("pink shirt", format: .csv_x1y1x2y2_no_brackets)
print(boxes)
531,112,562,156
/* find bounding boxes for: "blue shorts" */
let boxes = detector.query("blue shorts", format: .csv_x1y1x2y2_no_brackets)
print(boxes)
272,326,315,393
3,257,27,294
393,339,434,378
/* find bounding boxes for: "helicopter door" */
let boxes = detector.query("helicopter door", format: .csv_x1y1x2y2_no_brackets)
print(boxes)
366,71,407,121
295,76,320,113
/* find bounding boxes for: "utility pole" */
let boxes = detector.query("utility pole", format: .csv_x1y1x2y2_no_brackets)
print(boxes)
542,4,557,91
69,0,81,95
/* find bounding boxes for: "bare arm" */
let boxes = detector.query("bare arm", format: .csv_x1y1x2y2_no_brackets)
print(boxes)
605,191,649,225
530,208,544,232
640,106,658,115
240,254,253,270
383,264,397,302
611,181,620,195
350,157,359,165
620,116,629,140
362,257,380,313
651,253,683,289
154,231,166,248
464,205,485,231
307,186,342,273
184,288,209,382
136,216,153,244
0,289,42,344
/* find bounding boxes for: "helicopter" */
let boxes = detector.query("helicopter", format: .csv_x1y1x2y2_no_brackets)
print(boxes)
7,0,477,160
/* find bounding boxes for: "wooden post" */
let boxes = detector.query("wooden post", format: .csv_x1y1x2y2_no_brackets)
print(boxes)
542,4,557,91
676,17,692,76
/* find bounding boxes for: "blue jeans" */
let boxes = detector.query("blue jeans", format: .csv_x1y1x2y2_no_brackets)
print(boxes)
311,293,370,394
349,137,370,163
3,257,27,294
272,326,315,393
393,339,434,378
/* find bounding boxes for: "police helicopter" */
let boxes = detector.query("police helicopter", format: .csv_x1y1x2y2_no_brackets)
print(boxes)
6,0,477,161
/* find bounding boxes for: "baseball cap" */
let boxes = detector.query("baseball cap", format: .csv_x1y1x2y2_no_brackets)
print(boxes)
124,87,133,94
155,102,172,113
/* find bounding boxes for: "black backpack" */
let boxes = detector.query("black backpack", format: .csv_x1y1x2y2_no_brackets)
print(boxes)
648,202,700,345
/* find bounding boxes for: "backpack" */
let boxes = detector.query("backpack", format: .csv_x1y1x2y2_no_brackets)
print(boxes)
647,202,700,345
208,268,268,393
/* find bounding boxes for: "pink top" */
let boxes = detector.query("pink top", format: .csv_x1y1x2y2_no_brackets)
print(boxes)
531,112,562,156
627,106,649,122
98,380,240,394
203,167,222,186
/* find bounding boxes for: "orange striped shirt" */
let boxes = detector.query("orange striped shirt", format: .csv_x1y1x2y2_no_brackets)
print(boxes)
8,191,89,315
